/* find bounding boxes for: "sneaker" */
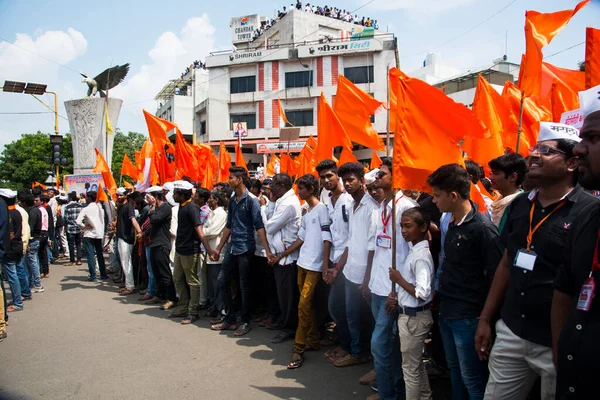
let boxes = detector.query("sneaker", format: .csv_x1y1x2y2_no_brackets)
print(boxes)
86,277,98,282
370,380,378,392
32,286,44,293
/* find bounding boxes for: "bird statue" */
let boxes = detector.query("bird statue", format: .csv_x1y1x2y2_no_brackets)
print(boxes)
81,63,130,98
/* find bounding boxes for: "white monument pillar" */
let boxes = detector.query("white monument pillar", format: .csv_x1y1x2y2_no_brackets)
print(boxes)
64,98,123,175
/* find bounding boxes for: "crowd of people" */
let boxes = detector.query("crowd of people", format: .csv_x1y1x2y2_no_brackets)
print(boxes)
180,60,205,80
253,2,378,42
2,104,600,399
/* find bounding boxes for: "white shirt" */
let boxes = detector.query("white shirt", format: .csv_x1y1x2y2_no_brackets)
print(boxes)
48,197,58,224
369,192,419,297
262,189,301,266
204,207,227,264
255,195,270,257
397,240,434,307
343,193,378,285
297,203,332,272
169,204,179,264
16,204,30,252
76,202,105,239
323,191,352,263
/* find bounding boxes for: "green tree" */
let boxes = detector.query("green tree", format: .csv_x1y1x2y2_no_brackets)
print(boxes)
111,129,146,184
0,131,74,190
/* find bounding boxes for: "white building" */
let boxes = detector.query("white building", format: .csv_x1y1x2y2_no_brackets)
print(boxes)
156,9,397,166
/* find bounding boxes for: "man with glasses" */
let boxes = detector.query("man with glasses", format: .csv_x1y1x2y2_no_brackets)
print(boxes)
474,122,598,399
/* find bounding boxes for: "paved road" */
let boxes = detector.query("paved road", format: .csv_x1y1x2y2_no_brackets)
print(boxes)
0,261,375,400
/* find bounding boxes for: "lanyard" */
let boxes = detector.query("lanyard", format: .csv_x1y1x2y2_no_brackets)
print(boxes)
381,196,403,234
526,199,567,251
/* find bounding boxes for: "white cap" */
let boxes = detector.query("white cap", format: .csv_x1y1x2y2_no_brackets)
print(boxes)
163,182,174,192
173,180,194,190
537,122,580,143
59,195,68,201
146,186,163,193
365,168,379,185
580,84,600,119
166,191,176,207
0,188,17,198
116,187,126,195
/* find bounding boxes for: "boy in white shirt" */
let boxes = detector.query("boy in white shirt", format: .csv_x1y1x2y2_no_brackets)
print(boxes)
388,207,434,400
272,174,332,369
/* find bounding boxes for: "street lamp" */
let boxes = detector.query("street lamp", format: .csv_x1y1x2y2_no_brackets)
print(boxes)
2,80,59,136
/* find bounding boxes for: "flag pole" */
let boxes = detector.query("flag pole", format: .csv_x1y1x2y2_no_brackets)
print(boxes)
386,64,391,157
516,91,525,153
391,189,397,295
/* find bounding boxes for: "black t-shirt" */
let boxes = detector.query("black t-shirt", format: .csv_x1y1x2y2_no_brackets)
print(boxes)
117,202,136,244
148,203,172,249
175,201,202,256
7,209,23,261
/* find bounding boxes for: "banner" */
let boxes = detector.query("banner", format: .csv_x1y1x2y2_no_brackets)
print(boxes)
233,122,248,138
231,14,260,44
560,109,584,129
257,141,307,154
297,39,383,58
64,173,105,195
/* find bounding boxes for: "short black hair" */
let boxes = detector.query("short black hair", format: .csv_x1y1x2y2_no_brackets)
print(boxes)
488,153,527,186
174,189,192,201
380,157,392,170
556,139,580,185
296,174,319,196
17,189,31,202
221,186,233,200
338,162,365,180
465,160,482,184
402,207,431,231
229,166,248,180
427,164,471,199
87,191,97,202
262,178,273,186
196,187,211,203
250,179,262,191
128,191,143,201
152,191,165,201
272,173,293,191
68,191,78,202
2,196,16,206
316,159,338,174
211,190,226,207
21,193,34,207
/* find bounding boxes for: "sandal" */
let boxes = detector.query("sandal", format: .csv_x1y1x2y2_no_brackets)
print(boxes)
320,337,338,347
76,261,82,266
168,311,188,318
6,305,22,312
287,353,304,369
324,347,347,362
181,315,199,325
233,323,252,336
119,289,136,296
211,321,237,331
333,354,371,368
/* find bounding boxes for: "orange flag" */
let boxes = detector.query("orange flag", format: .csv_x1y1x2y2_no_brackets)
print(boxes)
123,180,134,189
32,181,47,190
97,186,109,203
370,150,383,169
298,142,317,177
218,142,232,182
586,27,600,89
314,92,353,164
121,154,142,181
235,142,248,170
56,173,60,189
520,0,589,97
334,75,385,151
138,140,159,190
280,153,296,176
158,142,176,184
93,148,117,196
305,135,318,150
175,129,200,182
470,182,488,214
541,62,585,121
143,110,176,152
338,146,358,166
266,154,280,176
278,98,293,126
389,68,487,191
462,75,507,170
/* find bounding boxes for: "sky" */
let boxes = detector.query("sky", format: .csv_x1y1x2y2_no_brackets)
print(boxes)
0,0,598,150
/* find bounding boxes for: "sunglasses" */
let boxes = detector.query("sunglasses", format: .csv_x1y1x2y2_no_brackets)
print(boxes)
376,170,388,178
529,144,566,156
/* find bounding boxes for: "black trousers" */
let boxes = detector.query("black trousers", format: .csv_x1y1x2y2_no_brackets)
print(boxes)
38,233,49,275
265,261,281,322
220,251,252,325
67,232,82,263
273,262,299,333
150,245,176,302
251,255,267,313
208,263,223,315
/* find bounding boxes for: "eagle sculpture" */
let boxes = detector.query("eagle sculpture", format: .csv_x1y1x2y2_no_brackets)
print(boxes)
81,63,130,98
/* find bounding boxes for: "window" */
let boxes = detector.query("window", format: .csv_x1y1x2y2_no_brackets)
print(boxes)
230,76,256,94
285,71,313,88
200,121,207,135
231,113,256,129
344,66,374,84
286,109,313,127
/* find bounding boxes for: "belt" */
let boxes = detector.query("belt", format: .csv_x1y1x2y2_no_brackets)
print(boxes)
398,303,431,316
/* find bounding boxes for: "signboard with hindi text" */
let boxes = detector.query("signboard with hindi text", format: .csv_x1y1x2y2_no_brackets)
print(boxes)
297,39,383,58
257,141,307,154
560,109,584,129
231,14,260,44
64,173,105,196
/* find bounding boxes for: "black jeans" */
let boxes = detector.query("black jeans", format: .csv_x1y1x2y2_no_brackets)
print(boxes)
38,232,49,275
208,263,223,315
67,232,82,263
150,245,177,302
273,262,299,333
265,260,281,322
220,251,252,325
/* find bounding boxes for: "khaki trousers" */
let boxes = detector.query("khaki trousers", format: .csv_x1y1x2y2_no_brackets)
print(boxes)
173,253,200,316
293,267,321,354
398,309,434,400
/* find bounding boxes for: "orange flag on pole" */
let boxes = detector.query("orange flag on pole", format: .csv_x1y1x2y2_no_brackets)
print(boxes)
32,181,47,190
370,150,383,169
586,27,600,89
121,153,142,181
218,142,232,182
389,68,486,191
462,75,507,170
338,146,358,166
334,75,385,151
520,0,589,97
266,154,280,176
280,153,296,176
175,129,200,182
235,142,248,170
278,98,293,126
305,135,318,150
143,110,176,152
93,148,117,196
123,180,134,189
314,92,353,164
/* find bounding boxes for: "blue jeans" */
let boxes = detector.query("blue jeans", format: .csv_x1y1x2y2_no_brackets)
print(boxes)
16,258,30,298
83,238,107,280
24,240,42,288
371,294,405,400
438,316,488,400
2,258,24,308
145,246,156,297
328,274,351,352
